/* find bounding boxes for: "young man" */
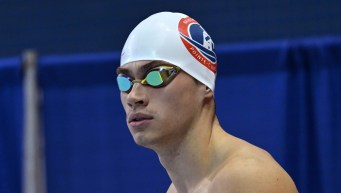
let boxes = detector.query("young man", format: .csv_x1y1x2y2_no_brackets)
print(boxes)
116,12,298,193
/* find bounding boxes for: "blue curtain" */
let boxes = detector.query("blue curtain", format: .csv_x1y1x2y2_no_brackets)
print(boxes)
214,37,341,193
0,36,340,193
0,57,22,193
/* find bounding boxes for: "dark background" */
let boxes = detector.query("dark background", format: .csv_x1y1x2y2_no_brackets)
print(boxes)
0,0,340,57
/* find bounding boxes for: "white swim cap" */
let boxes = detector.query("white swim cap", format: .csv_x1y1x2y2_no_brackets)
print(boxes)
120,12,217,91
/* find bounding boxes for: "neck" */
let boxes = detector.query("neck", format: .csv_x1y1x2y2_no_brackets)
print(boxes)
155,114,228,193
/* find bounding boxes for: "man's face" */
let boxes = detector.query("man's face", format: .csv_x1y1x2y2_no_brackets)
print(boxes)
117,60,205,149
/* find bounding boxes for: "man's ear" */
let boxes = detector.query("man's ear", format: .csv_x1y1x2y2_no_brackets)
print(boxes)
204,86,214,99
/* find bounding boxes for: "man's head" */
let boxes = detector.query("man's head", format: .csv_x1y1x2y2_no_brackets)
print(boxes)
120,12,217,91
117,12,217,149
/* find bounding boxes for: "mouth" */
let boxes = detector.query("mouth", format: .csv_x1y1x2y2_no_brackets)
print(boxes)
128,113,153,128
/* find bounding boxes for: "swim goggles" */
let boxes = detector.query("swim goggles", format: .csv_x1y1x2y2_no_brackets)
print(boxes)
117,66,181,92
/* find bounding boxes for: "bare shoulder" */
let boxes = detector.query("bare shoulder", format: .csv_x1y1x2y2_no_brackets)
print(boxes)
209,144,298,193
166,183,177,193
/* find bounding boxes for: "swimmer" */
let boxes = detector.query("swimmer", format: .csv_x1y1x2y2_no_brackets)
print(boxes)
116,12,298,193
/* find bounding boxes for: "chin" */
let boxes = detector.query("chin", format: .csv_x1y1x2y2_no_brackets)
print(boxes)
133,133,155,148
132,132,166,150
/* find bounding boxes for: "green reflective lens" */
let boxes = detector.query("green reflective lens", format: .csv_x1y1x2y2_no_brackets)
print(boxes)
117,76,132,92
146,71,163,86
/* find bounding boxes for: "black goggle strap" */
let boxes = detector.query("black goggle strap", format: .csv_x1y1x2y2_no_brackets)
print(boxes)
162,66,180,83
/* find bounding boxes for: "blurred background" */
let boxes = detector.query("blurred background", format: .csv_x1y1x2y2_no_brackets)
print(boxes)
0,0,340,193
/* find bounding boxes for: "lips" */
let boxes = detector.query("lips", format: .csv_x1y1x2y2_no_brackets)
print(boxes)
128,112,153,128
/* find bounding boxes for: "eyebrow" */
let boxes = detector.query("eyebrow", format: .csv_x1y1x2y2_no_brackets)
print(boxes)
116,60,173,77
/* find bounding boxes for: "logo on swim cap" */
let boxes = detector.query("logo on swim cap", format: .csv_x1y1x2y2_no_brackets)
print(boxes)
178,17,217,73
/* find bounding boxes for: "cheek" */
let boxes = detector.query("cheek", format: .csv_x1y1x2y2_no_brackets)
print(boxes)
155,82,199,125
120,93,129,113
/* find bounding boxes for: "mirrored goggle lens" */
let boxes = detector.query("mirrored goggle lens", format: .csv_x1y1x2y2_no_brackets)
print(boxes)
117,76,132,92
145,71,164,86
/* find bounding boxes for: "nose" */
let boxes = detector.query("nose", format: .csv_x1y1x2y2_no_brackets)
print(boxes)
126,83,148,109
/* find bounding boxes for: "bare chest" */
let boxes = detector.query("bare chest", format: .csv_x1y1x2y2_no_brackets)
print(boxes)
167,179,228,193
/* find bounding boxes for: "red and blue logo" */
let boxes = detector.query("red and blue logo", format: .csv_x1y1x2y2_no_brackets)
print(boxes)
178,17,217,73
